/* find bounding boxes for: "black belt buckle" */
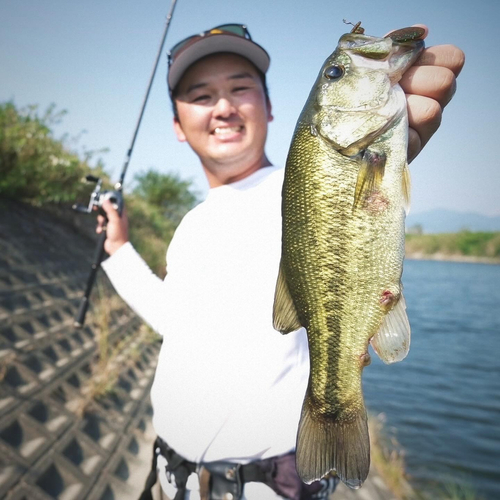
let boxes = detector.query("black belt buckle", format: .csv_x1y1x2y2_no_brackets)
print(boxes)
224,463,241,482
206,461,243,500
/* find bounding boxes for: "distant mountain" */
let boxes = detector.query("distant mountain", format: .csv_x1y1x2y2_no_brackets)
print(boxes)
406,209,500,234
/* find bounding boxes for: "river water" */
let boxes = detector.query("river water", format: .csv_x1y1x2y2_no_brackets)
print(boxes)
363,260,500,499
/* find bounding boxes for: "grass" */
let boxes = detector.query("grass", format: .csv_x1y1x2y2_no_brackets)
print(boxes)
369,413,484,500
369,413,414,499
76,282,160,414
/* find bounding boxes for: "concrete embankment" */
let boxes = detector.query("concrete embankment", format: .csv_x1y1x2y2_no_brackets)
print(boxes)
0,199,160,499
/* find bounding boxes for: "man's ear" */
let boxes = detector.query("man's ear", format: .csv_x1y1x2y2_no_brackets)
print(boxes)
266,99,274,123
173,117,187,142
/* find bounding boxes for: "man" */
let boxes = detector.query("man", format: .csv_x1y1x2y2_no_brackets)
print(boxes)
97,23,464,500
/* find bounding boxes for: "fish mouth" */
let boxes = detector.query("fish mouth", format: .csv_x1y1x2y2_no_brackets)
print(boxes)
340,32,424,53
388,39,425,69
340,32,424,78
339,34,393,58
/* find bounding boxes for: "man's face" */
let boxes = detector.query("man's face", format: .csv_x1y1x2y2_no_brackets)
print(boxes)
173,53,273,186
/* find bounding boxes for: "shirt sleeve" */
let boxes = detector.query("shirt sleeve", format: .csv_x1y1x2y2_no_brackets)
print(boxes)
101,242,166,334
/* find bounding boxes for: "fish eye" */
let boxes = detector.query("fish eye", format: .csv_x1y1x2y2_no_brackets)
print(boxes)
324,64,344,80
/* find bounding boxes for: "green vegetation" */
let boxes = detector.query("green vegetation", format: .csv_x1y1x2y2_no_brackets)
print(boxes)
128,170,198,276
368,414,414,499
0,101,108,203
0,101,199,275
133,169,198,227
406,231,500,261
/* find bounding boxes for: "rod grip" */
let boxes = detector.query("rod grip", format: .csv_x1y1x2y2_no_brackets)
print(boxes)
74,230,108,328
74,297,89,328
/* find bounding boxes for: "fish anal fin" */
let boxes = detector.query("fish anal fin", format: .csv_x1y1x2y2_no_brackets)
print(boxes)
402,163,411,215
296,394,370,489
273,261,302,334
371,292,411,364
353,149,387,211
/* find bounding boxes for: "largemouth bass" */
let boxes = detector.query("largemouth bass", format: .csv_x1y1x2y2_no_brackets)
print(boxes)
273,27,425,488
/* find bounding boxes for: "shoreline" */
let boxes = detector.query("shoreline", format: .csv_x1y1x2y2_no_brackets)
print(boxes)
405,252,500,265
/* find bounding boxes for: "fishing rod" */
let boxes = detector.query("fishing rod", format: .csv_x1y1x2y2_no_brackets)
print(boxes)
72,0,179,327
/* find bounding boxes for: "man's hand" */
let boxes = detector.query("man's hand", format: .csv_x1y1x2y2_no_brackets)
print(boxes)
96,200,129,256
398,25,465,162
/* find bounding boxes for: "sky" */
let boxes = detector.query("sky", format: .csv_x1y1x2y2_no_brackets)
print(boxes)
1,0,499,216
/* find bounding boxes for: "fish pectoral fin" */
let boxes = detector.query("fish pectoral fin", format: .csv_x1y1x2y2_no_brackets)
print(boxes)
402,162,411,215
296,393,370,488
353,149,387,211
370,292,411,364
273,262,302,334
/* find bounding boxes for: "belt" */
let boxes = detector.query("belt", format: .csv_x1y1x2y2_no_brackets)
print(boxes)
155,437,274,499
139,436,321,500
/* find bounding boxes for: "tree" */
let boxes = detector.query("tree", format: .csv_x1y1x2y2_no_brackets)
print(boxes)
132,169,198,226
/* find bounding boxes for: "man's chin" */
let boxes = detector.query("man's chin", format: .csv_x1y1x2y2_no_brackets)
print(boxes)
208,144,250,164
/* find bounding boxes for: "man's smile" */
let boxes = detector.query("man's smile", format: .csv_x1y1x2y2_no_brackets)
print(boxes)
212,126,244,136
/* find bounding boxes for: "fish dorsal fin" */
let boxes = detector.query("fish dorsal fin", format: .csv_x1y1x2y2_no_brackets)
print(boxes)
402,163,411,215
273,261,303,334
370,292,411,364
353,149,387,210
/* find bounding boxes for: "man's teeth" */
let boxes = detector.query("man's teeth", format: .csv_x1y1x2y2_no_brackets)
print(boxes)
214,126,242,135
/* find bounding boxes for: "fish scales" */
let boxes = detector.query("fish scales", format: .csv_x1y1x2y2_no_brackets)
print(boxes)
273,28,424,489
284,122,383,410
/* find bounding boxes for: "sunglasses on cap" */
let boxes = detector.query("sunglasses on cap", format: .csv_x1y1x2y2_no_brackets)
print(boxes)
167,23,252,68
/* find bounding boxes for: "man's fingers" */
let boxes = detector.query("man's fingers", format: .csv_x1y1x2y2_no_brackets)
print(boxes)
412,44,465,77
407,128,422,164
407,94,442,161
101,199,120,221
400,65,457,109
96,214,105,234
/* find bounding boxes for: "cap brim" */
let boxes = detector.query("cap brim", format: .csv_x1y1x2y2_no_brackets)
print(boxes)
168,34,270,90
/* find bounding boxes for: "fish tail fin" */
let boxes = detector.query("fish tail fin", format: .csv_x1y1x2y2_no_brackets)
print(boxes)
296,394,370,489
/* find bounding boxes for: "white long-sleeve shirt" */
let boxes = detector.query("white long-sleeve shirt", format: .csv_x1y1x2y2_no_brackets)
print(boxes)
102,165,310,464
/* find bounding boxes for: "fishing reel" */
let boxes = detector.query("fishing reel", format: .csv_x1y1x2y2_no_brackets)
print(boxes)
72,175,123,217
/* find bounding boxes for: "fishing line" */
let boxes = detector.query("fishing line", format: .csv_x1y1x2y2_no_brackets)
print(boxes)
118,0,180,189
73,0,179,327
